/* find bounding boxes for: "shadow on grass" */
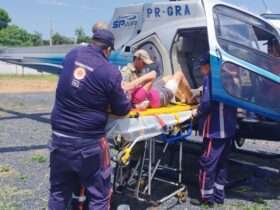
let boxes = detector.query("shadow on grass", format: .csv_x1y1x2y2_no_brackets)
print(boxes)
0,107,50,124
0,144,47,153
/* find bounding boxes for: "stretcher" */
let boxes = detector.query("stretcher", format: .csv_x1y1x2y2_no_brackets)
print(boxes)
106,104,195,205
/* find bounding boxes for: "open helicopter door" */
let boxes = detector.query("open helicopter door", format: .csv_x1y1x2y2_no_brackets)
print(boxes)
203,0,280,121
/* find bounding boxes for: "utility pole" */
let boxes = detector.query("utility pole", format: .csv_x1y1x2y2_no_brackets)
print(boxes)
49,19,53,47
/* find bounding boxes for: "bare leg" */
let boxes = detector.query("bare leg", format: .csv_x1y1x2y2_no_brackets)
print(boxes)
176,72,193,103
164,71,193,103
162,75,173,83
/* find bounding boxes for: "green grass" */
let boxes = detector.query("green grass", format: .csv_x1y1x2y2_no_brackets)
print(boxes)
231,202,270,210
243,204,270,210
0,165,17,177
0,186,31,210
253,197,268,205
19,175,28,182
31,154,47,163
234,186,251,193
232,201,246,209
0,165,10,173
0,74,58,81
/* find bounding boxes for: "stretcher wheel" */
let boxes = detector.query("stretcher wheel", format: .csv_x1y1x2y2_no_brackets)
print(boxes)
176,191,187,204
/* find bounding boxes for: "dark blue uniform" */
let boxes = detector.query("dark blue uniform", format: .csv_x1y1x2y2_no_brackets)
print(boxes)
49,43,131,210
197,76,236,204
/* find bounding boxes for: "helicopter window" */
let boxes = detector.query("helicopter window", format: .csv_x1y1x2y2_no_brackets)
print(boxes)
138,42,163,77
124,46,131,52
221,62,280,113
171,28,209,88
214,5,280,76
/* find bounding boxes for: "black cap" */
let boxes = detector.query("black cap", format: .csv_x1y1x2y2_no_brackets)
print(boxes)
199,53,210,65
93,29,115,50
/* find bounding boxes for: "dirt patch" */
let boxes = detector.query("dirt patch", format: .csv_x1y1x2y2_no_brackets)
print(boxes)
0,75,58,93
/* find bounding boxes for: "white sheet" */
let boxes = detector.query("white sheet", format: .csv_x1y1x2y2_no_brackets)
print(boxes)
106,111,192,142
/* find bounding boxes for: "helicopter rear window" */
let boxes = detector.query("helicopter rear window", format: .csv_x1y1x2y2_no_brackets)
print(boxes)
214,5,280,76
221,62,280,113
138,42,163,77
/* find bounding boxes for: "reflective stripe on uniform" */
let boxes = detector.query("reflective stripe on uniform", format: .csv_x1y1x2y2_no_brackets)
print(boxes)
200,139,213,199
201,189,214,196
72,193,86,202
203,115,209,138
53,131,77,139
206,139,212,157
214,183,225,191
100,138,111,169
219,103,225,138
75,61,94,72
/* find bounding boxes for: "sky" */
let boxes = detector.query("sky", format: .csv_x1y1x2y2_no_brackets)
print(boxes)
0,0,279,39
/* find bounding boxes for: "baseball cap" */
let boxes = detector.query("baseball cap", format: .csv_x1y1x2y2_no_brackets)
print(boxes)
93,29,115,50
134,49,153,65
198,53,210,65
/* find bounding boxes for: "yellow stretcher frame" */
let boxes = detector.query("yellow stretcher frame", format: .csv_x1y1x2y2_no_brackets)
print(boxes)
112,104,194,206
129,103,196,118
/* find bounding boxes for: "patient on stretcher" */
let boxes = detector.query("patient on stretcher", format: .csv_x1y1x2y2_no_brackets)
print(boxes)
122,71,194,110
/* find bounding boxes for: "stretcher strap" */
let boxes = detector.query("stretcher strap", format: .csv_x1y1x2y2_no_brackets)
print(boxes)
174,114,180,124
120,146,132,166
160,123,193,144
154,115,166,128
173,113,181,134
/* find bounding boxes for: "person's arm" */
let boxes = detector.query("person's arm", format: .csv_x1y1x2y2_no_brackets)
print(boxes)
193,77,212,118
189,86,203,104
109,71,132,116
146,63,161,77
196,93,211,119
122,71,157,91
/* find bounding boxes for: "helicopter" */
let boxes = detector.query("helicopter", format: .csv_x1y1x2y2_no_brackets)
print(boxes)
0,0,279,143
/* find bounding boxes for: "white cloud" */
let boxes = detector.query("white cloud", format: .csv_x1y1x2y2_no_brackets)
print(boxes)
36,0,99,11
36,0,68,7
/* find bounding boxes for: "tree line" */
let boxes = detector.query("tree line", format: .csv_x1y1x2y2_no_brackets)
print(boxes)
0,8,91,47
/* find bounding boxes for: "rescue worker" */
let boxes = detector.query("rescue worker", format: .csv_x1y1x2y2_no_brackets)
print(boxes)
48,29,131,210
92,21,108,33
191,53,237,207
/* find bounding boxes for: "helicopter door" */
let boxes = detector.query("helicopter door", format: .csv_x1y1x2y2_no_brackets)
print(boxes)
203,1,280,121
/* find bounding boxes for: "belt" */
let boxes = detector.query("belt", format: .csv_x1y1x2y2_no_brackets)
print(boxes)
52,131,78,139
51,131,103,148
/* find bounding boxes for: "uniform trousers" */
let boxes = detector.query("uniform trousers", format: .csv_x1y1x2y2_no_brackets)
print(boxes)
198,137,233,203
48,134,112,210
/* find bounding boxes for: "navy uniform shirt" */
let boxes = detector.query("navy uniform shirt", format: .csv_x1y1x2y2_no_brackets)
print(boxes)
197,76,237,139
51,44,131,139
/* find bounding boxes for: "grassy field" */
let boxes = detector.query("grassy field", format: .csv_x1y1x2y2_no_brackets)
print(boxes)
0,74,58,93
0,74,58,81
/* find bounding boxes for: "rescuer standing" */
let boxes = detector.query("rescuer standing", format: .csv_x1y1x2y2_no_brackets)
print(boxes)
48,29,131,210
